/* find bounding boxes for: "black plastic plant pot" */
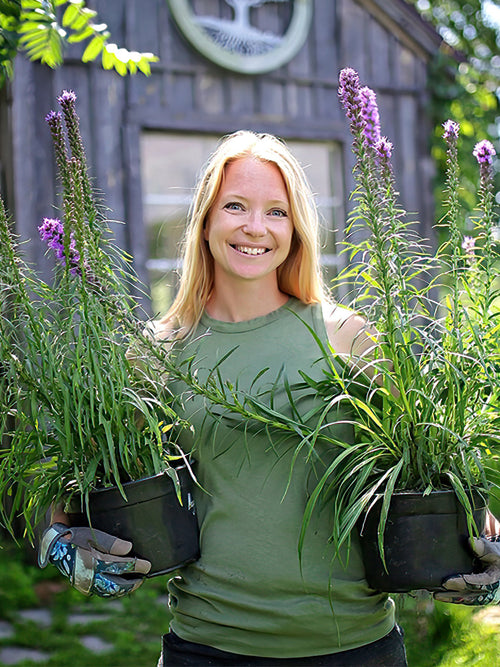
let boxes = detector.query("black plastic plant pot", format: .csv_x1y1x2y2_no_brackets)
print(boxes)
68,466,200,577
357,489,487,593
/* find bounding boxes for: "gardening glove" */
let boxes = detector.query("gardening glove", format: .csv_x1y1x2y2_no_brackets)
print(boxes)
434,536,500,605
38,523,151,598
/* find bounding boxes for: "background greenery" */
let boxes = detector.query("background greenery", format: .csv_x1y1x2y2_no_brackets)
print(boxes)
1,535,499,666
407,0,499,222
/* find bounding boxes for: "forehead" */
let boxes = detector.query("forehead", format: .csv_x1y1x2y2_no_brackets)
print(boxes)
219,157,288,196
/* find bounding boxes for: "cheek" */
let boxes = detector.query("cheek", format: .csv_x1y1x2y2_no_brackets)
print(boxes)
282,221,294,248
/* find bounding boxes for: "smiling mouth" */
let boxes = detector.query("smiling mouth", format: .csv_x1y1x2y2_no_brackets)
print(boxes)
231,244,270,256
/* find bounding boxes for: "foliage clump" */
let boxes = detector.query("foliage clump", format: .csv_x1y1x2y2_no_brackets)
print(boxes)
0,91,182,539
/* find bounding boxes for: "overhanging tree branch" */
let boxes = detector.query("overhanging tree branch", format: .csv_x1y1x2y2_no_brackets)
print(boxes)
0,0,158,86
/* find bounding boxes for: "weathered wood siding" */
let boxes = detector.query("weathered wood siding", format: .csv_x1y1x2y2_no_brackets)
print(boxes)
2,0,440,287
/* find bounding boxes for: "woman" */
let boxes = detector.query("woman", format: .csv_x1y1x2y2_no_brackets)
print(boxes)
40,131,499,665
152,130,405,666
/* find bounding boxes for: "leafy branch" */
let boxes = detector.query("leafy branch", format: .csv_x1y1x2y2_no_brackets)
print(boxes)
0,0,158,86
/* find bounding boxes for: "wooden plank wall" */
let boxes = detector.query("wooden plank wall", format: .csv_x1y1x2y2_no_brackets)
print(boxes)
4,0,438,286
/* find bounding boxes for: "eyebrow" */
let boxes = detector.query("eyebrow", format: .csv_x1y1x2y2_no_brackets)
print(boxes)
222,193,290,207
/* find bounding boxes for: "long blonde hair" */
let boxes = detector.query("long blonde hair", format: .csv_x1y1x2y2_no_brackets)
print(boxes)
160,131,328,336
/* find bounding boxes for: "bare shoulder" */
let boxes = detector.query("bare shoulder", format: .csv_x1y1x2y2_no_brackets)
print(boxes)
321,302,376,357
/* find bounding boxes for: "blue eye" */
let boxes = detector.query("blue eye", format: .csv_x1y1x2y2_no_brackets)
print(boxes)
224,202,243,211
269,209,287,217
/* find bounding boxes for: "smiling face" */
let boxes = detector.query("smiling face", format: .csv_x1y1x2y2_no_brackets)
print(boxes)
203,157,294,292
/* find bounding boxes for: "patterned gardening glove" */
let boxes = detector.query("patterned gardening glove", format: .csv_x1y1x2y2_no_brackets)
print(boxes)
434,536,500,605
38,523,151,598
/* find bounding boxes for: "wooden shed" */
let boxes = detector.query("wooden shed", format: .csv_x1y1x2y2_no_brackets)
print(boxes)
0,0,441,315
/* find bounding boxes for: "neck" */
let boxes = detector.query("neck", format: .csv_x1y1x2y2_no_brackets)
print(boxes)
205,280,290,323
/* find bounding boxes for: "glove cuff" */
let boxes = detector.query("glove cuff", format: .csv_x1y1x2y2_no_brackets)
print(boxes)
38,523,71,568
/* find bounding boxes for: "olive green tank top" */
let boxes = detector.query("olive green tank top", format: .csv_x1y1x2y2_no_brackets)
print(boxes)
167,298,394,658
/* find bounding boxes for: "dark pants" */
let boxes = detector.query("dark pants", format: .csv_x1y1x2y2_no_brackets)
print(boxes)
161,626,408,666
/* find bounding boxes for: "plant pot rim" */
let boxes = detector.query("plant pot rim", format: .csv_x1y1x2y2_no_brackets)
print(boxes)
88,466,188,495
363,487,488,519
67,465,193,513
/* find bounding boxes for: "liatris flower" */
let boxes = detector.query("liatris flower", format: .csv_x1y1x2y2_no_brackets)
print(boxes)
375,137,393,174
56,90,94,224
38,217,81,275
338,68,365,137
462,235,476,264
442,121,461,231
473,140,496,165
359,86,381,147
473,139,496,182
443,120,459,142
57,91,81,158
38,217,64,251
45,111,70,190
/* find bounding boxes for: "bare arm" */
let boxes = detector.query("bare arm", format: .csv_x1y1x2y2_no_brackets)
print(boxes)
485,510,500,537
50,502,71,526
323,303,382,379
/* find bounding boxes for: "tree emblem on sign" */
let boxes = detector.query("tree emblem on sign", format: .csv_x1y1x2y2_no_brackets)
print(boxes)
196,0,288,56
167,0,313,74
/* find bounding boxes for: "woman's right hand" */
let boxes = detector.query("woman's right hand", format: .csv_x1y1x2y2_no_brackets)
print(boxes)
38,523,151,597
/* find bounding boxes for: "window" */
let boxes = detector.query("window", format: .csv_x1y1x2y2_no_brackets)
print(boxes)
141,133,345,317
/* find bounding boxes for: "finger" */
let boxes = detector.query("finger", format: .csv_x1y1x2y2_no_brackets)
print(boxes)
92,549,151,576
442,567,500,590
462,569,500,587
72,546,150,595
434,590,483,605
473,537,500,563
70,527,133,556
92,572,146,598
435,585,500,605
440,574,468,592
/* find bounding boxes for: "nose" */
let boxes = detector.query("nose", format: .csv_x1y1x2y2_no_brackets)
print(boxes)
242,211,266,237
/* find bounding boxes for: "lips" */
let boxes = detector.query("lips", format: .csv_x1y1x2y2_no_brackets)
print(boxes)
231,244,270,256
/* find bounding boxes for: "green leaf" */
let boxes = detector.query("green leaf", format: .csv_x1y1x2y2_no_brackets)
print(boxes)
101,43,114,70
81,34,104,62
68,8,97,32
62,3,80,27
66,24,93,43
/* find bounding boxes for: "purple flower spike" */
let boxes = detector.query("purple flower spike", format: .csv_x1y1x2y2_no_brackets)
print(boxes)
39,217,81,275
462,235,476,264
462,236,475,253
443,120,459,142
360,87,381,147
473,140,496,165
338,68,366,139
375,137,393,163
39,217,64,247
57,90,77,106
338,68,361,120
45,110,61,125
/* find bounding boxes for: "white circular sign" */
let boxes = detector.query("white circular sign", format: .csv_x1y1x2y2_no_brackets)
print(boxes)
167,0,313,75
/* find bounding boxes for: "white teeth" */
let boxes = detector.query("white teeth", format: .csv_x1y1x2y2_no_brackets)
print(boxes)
234,245,267,256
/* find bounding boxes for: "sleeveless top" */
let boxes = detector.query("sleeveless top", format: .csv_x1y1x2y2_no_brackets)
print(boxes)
166,298,394,658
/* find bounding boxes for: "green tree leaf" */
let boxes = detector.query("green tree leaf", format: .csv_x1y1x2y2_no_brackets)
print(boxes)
81,34,104,62
0,0,158,83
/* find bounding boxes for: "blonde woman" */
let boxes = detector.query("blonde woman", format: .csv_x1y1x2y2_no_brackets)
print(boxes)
40,131,500,664
154,131,406,666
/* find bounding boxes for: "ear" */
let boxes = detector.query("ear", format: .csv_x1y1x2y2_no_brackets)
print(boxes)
203,217,210,241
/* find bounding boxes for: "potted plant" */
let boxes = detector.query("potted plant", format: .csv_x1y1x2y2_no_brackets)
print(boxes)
148,70,498,591
288,68,499,591
0,91,199,576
